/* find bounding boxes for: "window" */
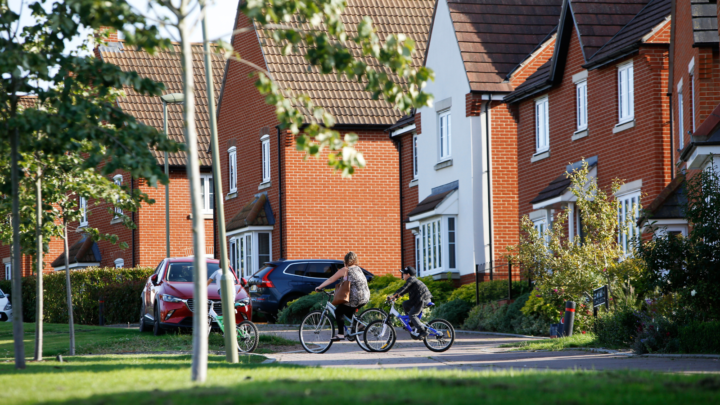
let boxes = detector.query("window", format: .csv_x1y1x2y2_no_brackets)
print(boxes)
532,218,548,245
79,196,88,227
261,135,270,183
114,258,124,268
576,81,587,131
618,62,634,123
113,175,123,217
229,239,237,274
535,96,549,153
305,263,336,279
415,235,421,276
617,192,641,256
413,134,418,179
438,111,451,160
200,174,214,213
228,146,237,193
678,89,684,150
231,231,271,278
4,262,10,280
258,232,270,267
420,218,441,273
447,217,456,269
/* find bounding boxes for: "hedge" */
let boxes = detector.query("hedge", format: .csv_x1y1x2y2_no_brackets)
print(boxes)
0,266,154,325
447,280,532,305
679,321,720,354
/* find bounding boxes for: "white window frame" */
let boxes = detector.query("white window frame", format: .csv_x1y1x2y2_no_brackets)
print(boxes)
114,258,124,268
4,262,10,280
438,110,451,160
689,58,696,132
415,234,421,276
678,80,684,150
532,217,548,245
447,216,456,269
617,191,641,257
412,134,418,179
113,174,123,217
416,216,457,275
79,196,88,227
535,96,549,153
200,173,214,214
228,146,237,193
230,231,272,278
618,62,634,124
576,80,588,131
261,135,271,184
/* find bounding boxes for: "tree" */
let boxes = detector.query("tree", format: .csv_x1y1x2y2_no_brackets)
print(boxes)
1,0,179,368
639,164,720,320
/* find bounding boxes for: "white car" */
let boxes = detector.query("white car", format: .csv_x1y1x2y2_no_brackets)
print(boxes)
0,289,11,322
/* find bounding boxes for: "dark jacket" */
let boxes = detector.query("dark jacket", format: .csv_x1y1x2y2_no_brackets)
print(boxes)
394,276,432,308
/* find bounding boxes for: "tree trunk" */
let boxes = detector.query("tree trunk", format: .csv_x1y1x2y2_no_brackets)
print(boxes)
10,126,26,369
179,3,208,382
34,173,43,361
64,220,75,355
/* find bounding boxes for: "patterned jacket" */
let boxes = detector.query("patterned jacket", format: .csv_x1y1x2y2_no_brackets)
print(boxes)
394,276,432,308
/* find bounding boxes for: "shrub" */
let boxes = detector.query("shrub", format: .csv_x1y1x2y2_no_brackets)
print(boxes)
366,275,454,309
448,280,532,306
461,293,549,336
0,266,154,325
462,301,507,332
679,321,720,354
594,307,640,348
430,299,473,327
276,292,325,324
632,314,680,354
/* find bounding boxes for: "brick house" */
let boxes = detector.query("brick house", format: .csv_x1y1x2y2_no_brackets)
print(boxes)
0,36,225,279
403,0,562,284
504,0,674,248
216,0,434,278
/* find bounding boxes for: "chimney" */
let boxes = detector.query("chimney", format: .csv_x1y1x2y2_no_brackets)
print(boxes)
94,26,122,59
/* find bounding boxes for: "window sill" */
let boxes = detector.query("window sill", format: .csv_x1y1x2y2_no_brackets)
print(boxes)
420,270,459,280
531,150,550,163
187,213,214,220
613,120,635,133
434,159,453,171
572,129,588,141
110,217,123,225
226,192,237,200
76,225,88,233
408,178,418,188
258,181,271,190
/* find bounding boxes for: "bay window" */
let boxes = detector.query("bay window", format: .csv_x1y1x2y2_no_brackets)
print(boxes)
229,231,272,278
617,191,640,256
416,216,456,275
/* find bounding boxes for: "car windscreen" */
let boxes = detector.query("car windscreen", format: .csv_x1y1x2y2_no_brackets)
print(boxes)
166,262,222,282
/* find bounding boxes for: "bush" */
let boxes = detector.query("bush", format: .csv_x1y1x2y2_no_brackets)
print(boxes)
448,280,531,306
0,266,154,325
276,292,325,324
462,301,507,332
679,321,720,354
430,299,473,327
461,293,549,336
594,307,640,348
366,275,454,309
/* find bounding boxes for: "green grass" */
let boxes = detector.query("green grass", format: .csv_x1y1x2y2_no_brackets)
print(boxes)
0,355,718,404
0,323,299,359
500,333,603,351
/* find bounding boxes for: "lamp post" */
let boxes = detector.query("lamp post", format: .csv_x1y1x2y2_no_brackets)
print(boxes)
161,93,184,259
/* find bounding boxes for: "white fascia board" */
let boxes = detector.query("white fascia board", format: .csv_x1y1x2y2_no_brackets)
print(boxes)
686,146,720,169
615,179,643,196
650,219,688,226
642,16,670,43
408,210,439,223
532,196,562,210
226,226,274,237
53,262,100,271
405,221,420,230
481,94,506,101
391,124,416,137
407,190,459,222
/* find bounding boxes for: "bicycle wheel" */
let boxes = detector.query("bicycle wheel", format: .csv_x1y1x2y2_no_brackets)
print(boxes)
236,320,259,353
353,308,387,352
363,319,396,352
423,319,455,352
299,310,335,354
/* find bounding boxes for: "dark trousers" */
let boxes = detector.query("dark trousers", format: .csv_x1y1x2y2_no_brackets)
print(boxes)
335,303,364,335
403,300,428,332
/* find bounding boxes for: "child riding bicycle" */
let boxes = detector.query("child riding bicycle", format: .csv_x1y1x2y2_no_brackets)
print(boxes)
387,266,432,338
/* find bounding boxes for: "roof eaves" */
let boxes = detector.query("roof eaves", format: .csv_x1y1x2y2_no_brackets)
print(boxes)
504,82,552,104
548,0,574,85
583,44,640,71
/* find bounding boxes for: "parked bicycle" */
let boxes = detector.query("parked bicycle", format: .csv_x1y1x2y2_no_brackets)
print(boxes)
363,298,455,352
207,299,259,353
298,290,387,353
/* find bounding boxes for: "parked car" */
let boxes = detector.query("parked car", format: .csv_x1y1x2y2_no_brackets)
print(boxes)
140,257,251,335
247,259,374,320
0,289,11,322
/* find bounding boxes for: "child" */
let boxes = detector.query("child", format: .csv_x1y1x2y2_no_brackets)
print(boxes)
388,266,432,338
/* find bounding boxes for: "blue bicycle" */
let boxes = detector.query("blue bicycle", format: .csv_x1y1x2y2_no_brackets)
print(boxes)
363,298,455,352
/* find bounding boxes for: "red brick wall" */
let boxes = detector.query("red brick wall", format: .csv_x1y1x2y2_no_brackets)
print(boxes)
515,28,671,246
397,131,418,269
509,37,557,87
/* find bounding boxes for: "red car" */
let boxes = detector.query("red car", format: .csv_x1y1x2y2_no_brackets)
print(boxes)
139,257,251,335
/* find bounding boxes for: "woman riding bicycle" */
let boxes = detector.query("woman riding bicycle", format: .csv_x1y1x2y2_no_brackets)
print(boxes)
315,252,370,341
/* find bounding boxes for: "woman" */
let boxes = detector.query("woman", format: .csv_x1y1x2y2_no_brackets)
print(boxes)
315,252,370,341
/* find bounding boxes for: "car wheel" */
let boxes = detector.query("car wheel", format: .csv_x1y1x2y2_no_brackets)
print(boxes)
153,303,165,336
139,302,152,332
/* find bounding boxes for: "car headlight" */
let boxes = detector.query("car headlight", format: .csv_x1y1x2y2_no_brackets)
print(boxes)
161,294,183,303
235,298,250,307
3,303,10,311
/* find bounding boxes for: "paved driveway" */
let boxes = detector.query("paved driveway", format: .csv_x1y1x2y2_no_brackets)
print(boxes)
259,326,720,373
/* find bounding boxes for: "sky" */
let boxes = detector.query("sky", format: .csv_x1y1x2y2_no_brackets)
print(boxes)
8,0,239,50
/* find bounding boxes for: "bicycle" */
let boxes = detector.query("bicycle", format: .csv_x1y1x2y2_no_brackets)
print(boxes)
206,299,259,353
363,298,455,353
298,290,387,354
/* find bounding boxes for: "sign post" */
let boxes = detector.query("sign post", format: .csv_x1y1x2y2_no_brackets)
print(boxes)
592,285,609,317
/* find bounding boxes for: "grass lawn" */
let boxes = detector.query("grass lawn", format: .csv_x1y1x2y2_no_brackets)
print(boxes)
0,323,298,359
500,333,612,351
0,355,718,404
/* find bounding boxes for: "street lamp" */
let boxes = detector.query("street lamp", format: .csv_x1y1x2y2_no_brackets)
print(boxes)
161,93,184,258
